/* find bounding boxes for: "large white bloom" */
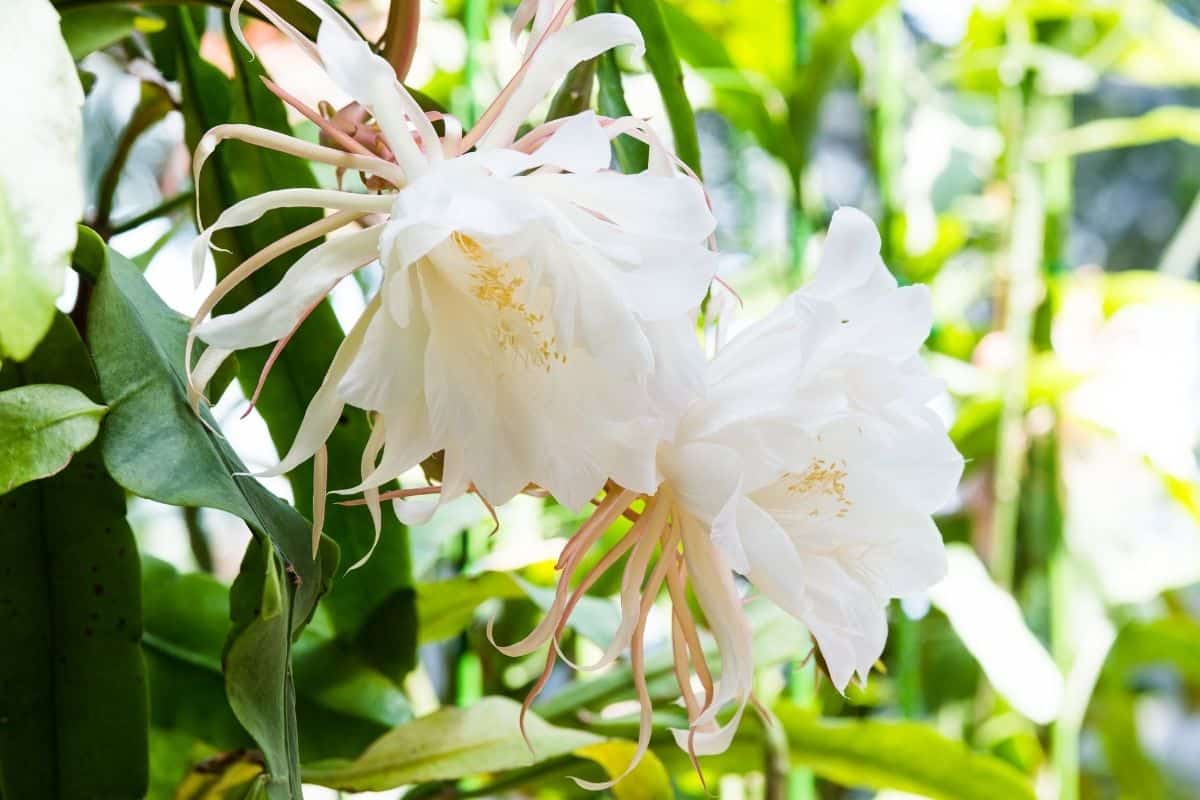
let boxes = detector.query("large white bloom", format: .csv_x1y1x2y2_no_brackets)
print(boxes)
500,208,963,775
187,0,717,542
661,207,963,692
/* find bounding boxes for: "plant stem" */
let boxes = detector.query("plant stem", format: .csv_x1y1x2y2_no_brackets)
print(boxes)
618,0,702,176
1160,189,1200,278
989,16,1043,588
458,0,488,128
108,191,193,236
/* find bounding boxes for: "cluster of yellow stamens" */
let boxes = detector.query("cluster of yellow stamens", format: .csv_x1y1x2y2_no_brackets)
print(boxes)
786,457,852,518
454,232,567,371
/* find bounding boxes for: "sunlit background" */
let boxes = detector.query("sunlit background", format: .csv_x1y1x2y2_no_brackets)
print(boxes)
73,0,1200,797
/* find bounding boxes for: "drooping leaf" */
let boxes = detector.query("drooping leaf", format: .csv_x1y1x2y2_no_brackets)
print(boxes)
0,383,106,494
0,0,84,361
170,8,417,682
302,697,602,792
58,5,165,60
78,228,331,797
0,314,148,799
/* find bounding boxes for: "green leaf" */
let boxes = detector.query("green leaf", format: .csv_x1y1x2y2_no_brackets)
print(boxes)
94,81,176,234
79,228,330,797
302,697,602,792
575,741,672,800
618,0,703,176
0,383,106,494
654,705,1035,800
0,314,148,799
0,0,83,361
778,709,1036,800
59,5,165,60
170,8,417,682
417,572,526,645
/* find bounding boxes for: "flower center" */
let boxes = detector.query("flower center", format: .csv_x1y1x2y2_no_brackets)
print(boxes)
453,232,567,371
784,458,852,519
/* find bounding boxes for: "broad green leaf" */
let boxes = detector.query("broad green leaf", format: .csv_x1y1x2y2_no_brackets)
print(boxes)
0,383,106,494
0,314,148,799
79,228,331,797
575,741,672,800
170,9,417,681
59,5,164,59
656,704,1036,800
0,0,83,360
302,697,602,792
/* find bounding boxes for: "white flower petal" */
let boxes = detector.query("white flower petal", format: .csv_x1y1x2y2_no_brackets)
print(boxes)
526,111,612,174
192,188,391,286
257,296,380,478
476,13,644,150
196,225,383,349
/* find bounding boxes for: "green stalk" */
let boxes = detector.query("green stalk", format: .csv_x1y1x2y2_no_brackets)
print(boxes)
617,0,702,176
989,14,1043,589
458,0,488,127
586,0,649,172
1038,91,1077,800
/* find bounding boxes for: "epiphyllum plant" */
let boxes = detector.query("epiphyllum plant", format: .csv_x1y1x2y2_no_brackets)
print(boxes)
188,0,717,559
185,0,962,781
497,210,963,779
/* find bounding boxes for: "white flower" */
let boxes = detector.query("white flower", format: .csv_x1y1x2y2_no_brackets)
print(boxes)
661,207,962,691
499,208,962,774
185,0,717,552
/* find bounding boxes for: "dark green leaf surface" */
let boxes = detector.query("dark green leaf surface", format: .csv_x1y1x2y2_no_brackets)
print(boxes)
0,314,148,800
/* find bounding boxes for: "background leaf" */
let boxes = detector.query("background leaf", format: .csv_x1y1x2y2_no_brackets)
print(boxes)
79,229,330,797
0,383,106,494
302,696,602,792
